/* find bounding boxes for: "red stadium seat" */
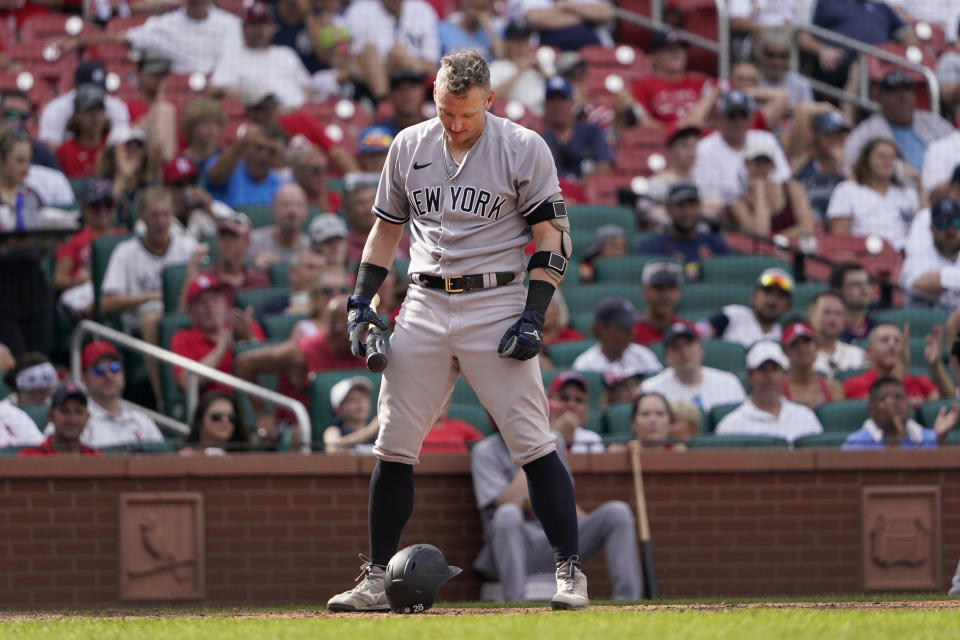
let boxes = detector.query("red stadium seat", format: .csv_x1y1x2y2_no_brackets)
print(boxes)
618,126,667,149
85,41,135,64
19,14,92,42
582,173,633,206
867,42,937,110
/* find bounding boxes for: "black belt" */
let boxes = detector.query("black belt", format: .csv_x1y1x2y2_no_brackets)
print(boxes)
413,272,516,293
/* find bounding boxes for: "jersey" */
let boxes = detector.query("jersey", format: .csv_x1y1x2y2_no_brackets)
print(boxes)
373,113,560,276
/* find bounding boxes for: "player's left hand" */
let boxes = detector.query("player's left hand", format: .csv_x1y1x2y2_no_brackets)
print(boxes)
347,295,388,357
498,310,545,361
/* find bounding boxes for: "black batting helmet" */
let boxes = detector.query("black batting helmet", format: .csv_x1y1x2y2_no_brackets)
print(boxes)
384,544,462,614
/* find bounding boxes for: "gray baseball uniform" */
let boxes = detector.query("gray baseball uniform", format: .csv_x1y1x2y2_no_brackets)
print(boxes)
371,112,561,466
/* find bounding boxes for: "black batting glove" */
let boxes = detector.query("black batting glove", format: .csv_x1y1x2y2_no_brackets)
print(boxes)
347,295,388,357
497,310,545,361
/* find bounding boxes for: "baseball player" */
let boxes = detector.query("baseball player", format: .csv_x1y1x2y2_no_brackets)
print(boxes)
327,50,587,611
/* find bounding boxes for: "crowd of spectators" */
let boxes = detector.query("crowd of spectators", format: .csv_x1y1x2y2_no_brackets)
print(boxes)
1,0,960,463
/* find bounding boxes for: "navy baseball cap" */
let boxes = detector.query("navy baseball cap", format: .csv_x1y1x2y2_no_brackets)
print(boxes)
545,76,572,100
50,381,87,409
879,70,916,91
503,21,532,39
642,260,683,286
389,69,425,89
662,322,698,347
666,181,700,205
931,197,960,227
718,90,754,116
651,30,685,51
595,297,637,328
813,111,850,133
79,178,115,205
74,60,107,88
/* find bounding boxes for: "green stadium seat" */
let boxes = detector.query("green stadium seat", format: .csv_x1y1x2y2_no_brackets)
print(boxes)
873,308,950,338
545,340,593,368
791,282,829,315
701,255,792,284
269,262,290,287
158,313,193,422
449,376,480,405
91,233,134,320
261,313,308,340
649,339,746,372
707,402,740,432
236,203,274,228
569,312,594,336
918,399,955,429
814,400,868,432
561,284,645,316
686,433,789,449
793,432,850,448
836,367,869,382
566,205,634,233
603,402,634,435
22,405,48,430
0,377,10,401
592,255,664,284
630,233,654,253
446,402,494,435
308,370,382,446
162,264,189,313
676,283,753,314
235,286,288,314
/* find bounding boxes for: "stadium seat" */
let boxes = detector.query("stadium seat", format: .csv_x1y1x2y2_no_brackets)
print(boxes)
449,376,480,405
918,399,955,429
20,14,92,41
545,340,593,368
793,432,850,448
676,283,753,315
686,434,789,449
235,204,274,228
308,370,382,446
701,255,792,284
603,402,634,435
562,283,646,315
592,255,662,284
261,313,307,341
162,264,189,313
158,313,192,422
815,400,868,433
235,286,288,314
91,233,134,321
836,367,869,382
22,405,48,431
581,173,633,206
569,312,594,335
566,205,635,233
269,262,290,287
791,282,829,316
874,308,950,338
707,403,740,432
446,402,494,436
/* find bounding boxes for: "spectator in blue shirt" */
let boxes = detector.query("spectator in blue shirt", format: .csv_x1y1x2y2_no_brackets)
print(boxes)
797,0,918,88
842,375,959,450
635,182,731,281
438,0,504,60
539,76,614,179
203,122,289,208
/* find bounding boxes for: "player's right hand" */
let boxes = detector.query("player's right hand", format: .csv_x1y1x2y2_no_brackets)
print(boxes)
347,295,388,357
497,310,545,361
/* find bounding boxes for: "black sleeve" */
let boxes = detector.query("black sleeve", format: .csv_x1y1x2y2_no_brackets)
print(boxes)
708,311,730,338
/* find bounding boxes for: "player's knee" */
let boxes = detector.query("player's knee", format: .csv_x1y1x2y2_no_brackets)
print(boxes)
600,500,635,529
491,503,524,531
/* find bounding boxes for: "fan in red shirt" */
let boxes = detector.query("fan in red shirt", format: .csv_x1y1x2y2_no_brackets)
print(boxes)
421,409,484,453
56,84,108,179
234,295,365,417
842,324,953,405
53,178,126,315
19,382,102,457
170,274,265,395
632,260,696,345
630,30,708,127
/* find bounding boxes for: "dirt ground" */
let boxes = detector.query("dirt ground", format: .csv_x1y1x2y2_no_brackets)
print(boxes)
1,600,958,621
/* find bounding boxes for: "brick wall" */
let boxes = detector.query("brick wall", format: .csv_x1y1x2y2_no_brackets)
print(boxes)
1,449,958,607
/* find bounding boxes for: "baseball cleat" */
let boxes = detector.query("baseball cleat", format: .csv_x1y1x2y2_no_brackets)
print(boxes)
550,556,589,610
327,559,391,612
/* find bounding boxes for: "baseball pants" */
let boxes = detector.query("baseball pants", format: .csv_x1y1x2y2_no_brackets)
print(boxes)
474,501,642,602
373,282,556,466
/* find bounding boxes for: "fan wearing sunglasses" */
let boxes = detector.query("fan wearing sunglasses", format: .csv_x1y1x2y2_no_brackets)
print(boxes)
181,390,250,455
697,267,793,348
70,340,163,449
902,196,960,310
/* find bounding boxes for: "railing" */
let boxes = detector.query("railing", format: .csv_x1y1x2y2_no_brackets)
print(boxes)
613,0,731,79
70,320,313,453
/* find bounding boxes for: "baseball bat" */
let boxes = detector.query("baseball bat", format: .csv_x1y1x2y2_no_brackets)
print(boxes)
365,294,389,373
629,439,659,600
